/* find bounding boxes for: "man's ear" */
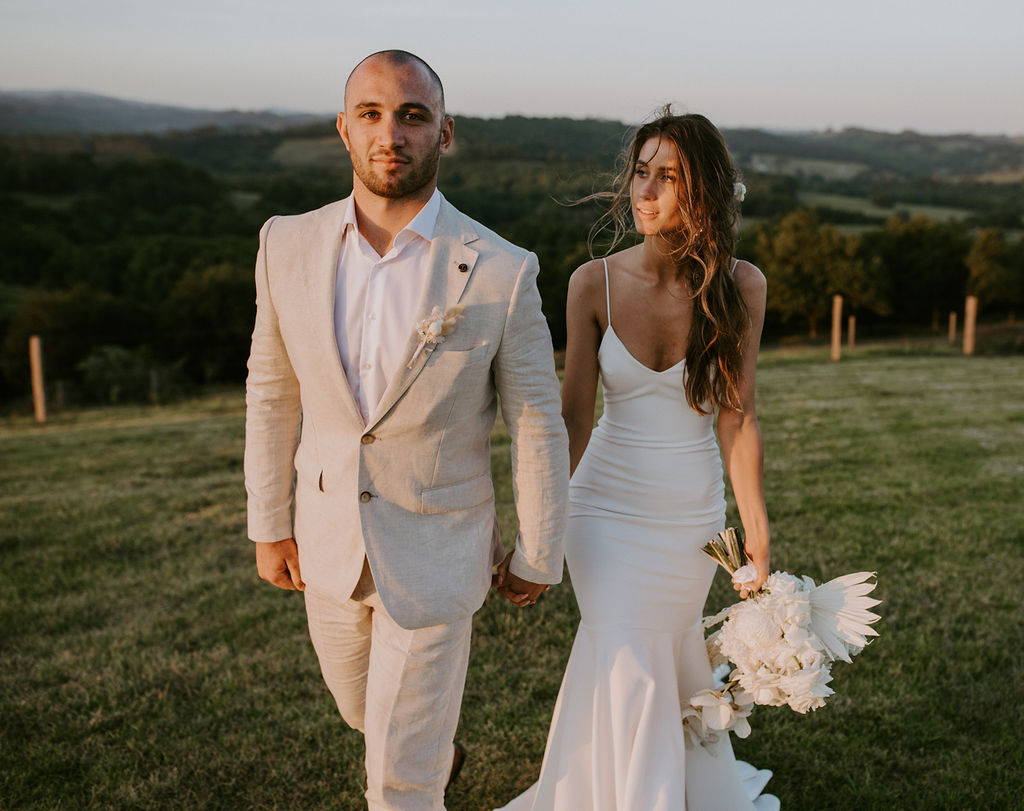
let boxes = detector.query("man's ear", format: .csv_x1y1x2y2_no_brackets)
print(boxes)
439,114,455,154
336,112,350,151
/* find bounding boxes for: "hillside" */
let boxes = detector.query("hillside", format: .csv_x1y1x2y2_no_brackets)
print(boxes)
3,91,1024,183
1,92,1022,407
0,90,321,136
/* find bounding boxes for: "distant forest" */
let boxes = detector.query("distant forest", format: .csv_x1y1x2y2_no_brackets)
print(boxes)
2,113,1023,407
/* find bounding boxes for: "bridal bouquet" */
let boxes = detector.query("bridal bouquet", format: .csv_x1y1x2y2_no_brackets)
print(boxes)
681,528,882,749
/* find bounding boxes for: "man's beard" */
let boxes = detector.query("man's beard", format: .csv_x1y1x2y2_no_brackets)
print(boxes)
352,136,441,200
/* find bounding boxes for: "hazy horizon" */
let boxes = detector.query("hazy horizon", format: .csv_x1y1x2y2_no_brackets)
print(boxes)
4,87,1024,139
3,0,1022,136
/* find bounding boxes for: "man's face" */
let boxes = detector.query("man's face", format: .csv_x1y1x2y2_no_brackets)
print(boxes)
338,59,453,200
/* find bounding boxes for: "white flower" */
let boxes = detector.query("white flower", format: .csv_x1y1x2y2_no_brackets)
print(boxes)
407,305,464,368
706,630,729,671
733,182,746,202
681,705,717,749
701,563,880,720
683,684,754,749
807,571,882,663
727,601,781,651
731,563,758,589
698,529,881,727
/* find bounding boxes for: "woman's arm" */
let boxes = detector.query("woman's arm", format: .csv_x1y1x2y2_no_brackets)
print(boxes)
561,262,603,476
715,260,770,598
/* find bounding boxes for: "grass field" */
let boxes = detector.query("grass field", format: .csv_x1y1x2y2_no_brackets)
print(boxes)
797,191,974,224
2,350,1023,809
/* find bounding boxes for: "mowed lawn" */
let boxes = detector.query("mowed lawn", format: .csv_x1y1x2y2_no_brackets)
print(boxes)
1,351,1022,810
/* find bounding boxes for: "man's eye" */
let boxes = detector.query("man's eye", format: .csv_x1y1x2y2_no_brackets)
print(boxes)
362,111,380,119
403,113,425,121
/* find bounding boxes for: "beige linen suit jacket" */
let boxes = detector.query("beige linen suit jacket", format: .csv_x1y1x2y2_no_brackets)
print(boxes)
244,195,569,630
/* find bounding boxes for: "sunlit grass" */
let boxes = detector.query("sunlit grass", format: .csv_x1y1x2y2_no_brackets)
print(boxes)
1,352,1022,809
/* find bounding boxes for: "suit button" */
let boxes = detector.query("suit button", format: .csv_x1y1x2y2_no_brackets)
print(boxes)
359,491,372,503
361,434,376,445
458,262,468,272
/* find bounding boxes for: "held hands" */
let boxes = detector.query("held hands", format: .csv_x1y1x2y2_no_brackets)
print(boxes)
492,550,549,607
255,537,305,591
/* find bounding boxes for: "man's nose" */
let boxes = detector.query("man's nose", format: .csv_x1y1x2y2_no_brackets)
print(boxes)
379,115,406,148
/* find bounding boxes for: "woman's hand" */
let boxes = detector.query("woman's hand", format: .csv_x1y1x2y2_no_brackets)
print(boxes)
732,547,769,599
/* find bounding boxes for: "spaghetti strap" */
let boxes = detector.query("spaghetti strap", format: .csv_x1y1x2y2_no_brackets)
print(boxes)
602,257,612,327
730,257,739,277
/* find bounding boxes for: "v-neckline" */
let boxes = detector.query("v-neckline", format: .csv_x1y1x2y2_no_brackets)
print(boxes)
605,325,686,375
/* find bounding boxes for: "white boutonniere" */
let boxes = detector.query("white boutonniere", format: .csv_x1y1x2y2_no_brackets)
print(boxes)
407,305,464,368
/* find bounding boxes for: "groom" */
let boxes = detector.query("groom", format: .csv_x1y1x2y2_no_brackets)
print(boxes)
244,50,569,808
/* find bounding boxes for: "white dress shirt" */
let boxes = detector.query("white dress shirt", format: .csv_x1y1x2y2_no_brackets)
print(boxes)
334,189,442,421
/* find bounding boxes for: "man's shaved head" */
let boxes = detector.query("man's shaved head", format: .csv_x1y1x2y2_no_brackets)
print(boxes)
344,50,445,113
338,49,454,200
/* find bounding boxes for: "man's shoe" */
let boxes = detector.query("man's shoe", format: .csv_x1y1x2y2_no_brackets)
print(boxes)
445,742,466,793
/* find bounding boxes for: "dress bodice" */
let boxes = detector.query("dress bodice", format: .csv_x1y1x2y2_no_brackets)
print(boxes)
595,324,716,448
591,256,724,450
568,258,728,522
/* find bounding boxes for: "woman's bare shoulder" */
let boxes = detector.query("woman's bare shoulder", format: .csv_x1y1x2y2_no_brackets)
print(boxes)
732,259,767,294
569,257,605,287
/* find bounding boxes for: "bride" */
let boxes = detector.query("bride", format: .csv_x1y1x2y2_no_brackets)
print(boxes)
497,109,780,809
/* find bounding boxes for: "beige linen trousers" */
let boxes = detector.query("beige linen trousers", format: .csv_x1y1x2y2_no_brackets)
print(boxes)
243,195,569,808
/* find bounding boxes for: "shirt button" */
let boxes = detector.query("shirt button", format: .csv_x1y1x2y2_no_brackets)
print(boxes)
360,434,376,445
359,491,372,503
362,363,371,370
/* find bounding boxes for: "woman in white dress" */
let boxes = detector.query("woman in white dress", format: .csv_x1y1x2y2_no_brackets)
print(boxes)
498,110,780,809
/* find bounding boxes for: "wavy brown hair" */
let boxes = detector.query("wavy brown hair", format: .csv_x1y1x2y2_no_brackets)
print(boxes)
584,106,748,415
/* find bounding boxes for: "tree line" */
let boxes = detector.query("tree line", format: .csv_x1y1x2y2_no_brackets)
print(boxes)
1,145,1021,408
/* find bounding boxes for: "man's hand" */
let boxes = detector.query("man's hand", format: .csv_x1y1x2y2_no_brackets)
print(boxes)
255,537,305,591
492,550,549,607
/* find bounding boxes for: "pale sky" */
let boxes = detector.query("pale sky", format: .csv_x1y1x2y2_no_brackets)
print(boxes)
2,0,1022,134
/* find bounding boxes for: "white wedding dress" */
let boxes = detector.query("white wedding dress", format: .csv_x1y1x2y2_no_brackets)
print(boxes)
499,259,779,810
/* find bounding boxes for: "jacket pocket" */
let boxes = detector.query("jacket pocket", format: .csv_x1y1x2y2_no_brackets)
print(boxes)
429,341,492,366
419,473,495,515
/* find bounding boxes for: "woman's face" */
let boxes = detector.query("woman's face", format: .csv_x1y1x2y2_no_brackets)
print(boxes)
630,136,686,236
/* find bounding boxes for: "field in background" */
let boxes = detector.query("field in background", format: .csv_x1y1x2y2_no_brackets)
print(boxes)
2,350,1022,809
797,191,974,223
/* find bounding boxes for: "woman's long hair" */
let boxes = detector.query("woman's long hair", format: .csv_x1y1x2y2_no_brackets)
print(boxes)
583,106,748,415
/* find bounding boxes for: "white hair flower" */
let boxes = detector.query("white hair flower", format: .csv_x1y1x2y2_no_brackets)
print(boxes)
733,182,747,202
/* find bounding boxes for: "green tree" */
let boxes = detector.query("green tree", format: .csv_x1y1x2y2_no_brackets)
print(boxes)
163,263,255,383
756,209,874,337
1006,238,1024,316
966,228,1014,307
858,215,970,328
1,284,147,392
77,345,150,403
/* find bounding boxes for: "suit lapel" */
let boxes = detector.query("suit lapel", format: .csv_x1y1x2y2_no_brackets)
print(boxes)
365,200,480,432
303,201,364,427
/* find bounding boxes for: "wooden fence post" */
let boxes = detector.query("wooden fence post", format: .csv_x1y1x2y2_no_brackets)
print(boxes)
963,295,978,356
831,295,843,361
948,311,957,344
29,335,47,423
847,314,856,350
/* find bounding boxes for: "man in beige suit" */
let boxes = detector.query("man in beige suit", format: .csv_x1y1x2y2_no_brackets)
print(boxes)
244,50,569,809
